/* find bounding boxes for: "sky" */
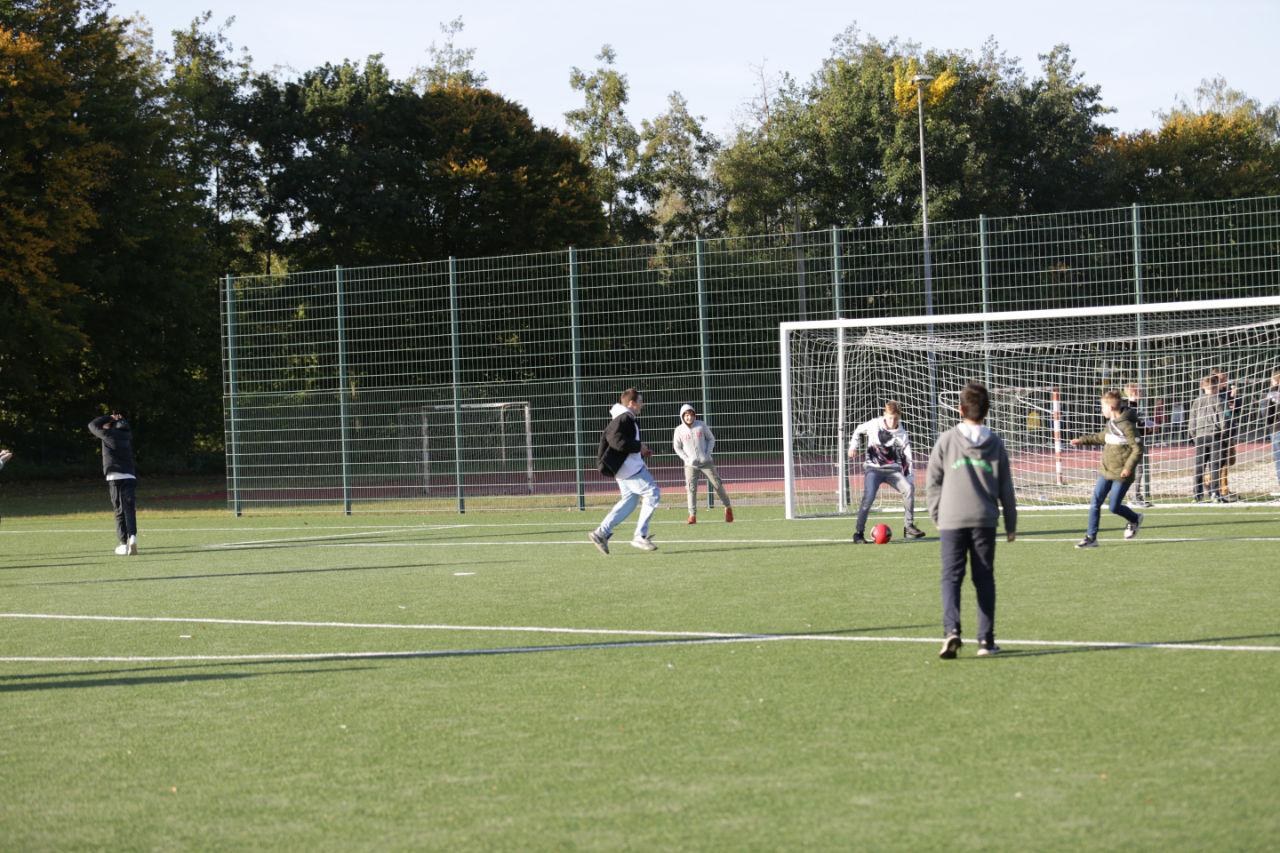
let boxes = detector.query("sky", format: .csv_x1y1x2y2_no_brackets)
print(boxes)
120,0,1279,139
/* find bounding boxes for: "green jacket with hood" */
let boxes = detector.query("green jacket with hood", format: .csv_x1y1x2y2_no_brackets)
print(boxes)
1075,404,1144,482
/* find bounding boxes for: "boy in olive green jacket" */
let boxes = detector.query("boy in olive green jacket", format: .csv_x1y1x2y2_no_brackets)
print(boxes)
1070,389,1144,548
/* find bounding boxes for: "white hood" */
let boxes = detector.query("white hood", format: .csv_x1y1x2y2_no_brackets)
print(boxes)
610,403,630,418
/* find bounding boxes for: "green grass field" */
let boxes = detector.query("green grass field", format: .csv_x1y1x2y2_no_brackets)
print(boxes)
2,484,1278,850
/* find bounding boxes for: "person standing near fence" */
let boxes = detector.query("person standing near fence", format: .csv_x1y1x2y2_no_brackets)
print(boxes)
590,388,660,554
1264,372,1280,498
1123,383,1155,508
1211,368,1240,501
1188,376,1225,503
88,413,139,555
672,404,733,525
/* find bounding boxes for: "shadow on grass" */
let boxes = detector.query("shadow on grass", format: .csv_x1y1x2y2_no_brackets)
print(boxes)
0,665,372,693
8,560,517,586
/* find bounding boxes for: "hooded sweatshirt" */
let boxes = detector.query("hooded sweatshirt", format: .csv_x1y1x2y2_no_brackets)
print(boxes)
849,416,913,475
926,423,1017,532
1074,403,1143,482
597,403,645,478
673,404,716,466
88,415,137,479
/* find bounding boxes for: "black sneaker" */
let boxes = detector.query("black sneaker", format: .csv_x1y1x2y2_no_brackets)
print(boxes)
903,523,926,539
939,634,962,659
852,532,867,544
1075,535,1097,549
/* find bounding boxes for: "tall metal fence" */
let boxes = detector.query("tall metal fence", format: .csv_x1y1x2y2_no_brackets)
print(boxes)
221,196,1280,513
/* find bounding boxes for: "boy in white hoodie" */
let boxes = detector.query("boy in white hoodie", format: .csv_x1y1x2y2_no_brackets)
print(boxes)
672,404,733,524
849,400,925,543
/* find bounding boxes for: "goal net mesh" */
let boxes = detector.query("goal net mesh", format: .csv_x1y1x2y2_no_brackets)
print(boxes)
783,299,1280,517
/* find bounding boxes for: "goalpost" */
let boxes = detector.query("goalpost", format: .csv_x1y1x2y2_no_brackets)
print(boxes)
780,296,1280,519
399,401,535,495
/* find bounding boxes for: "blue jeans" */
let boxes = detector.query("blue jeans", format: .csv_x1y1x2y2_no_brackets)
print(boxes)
597,468,661,540
855,468,915,533
1087,476,1139,537
1272,432,1280,487
939,527,996,645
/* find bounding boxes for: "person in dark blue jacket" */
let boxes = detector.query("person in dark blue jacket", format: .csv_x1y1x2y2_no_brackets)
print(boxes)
89,414,139,555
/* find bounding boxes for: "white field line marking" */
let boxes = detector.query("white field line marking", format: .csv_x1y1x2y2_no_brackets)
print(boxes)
1,613,1276,660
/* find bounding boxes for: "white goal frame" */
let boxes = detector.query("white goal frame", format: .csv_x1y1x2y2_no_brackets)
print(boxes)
780,295,1280,519
414,401,535,495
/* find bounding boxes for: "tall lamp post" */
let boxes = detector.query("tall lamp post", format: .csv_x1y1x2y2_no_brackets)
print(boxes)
912,73,938,435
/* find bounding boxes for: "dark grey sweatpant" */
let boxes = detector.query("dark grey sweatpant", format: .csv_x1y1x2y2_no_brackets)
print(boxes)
108,479,138,544
939,527,996,645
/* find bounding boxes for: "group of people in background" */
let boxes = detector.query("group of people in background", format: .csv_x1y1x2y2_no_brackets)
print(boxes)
1188,367,1248,503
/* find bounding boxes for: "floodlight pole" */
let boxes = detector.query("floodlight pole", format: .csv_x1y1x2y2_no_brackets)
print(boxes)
913,73,939,437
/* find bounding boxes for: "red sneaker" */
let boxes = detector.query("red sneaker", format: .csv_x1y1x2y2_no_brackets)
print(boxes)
687,515,697,524
724,507,734,523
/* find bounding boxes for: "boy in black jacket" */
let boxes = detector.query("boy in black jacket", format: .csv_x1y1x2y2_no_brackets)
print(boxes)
589,388,660,554
89,413,139,555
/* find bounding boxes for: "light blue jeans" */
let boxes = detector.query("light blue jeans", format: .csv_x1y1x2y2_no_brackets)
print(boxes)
597,468,661,540
855,468,915,534
1272,432,1280,487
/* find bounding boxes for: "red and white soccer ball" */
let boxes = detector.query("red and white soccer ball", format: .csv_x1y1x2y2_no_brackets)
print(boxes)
871,523,893,544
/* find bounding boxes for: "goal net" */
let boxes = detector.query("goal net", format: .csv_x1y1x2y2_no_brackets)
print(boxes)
781,296,1280,518
396,401,535,496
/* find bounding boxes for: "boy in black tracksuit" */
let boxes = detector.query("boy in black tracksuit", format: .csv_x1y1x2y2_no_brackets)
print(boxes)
88,414,139,555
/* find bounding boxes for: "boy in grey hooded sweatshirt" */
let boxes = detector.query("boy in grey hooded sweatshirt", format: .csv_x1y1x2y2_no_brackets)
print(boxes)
926,382,1017,659
672,404,733,524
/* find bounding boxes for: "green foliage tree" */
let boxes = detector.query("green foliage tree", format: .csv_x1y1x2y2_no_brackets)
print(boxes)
250,57,605,268
566,45,648,242
1102,77,1280,203
411,16,488,91
637,92,722,242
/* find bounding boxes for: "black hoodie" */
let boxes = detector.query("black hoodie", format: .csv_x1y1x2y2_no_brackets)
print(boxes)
88,416,137,478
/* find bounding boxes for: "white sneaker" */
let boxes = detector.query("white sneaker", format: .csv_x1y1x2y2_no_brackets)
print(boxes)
630,535,658,551
1124,514,1144,540
588,531,610,555
114,543,129,556
127,534,138,555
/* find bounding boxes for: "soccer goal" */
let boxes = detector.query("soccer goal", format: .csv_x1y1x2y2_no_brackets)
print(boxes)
780,296,1280,518
398,401,535,496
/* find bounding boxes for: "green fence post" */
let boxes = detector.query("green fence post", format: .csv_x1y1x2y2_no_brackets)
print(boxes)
335,266,352,514
979,215,992,388
569,247,585,511
832,226,848,512
1132,204,1146,388
224,273,242,516
695,237,713,508
449,257,465,514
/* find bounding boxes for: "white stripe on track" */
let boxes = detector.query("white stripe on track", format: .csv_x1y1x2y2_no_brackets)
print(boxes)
1,613,1275,660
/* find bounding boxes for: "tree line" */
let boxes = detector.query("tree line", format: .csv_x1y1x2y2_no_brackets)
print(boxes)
2,0,1278,471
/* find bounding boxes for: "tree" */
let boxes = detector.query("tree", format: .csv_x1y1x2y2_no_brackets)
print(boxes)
0,0,115,453
637,92,722,242
411,16,487,91
0,0,225,465
250,58,606,268
1102,77,1280,203
565,45,647,242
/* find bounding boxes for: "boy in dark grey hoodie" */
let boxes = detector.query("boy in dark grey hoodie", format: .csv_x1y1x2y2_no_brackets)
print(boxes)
926,382,1017,659
89,413,139,555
